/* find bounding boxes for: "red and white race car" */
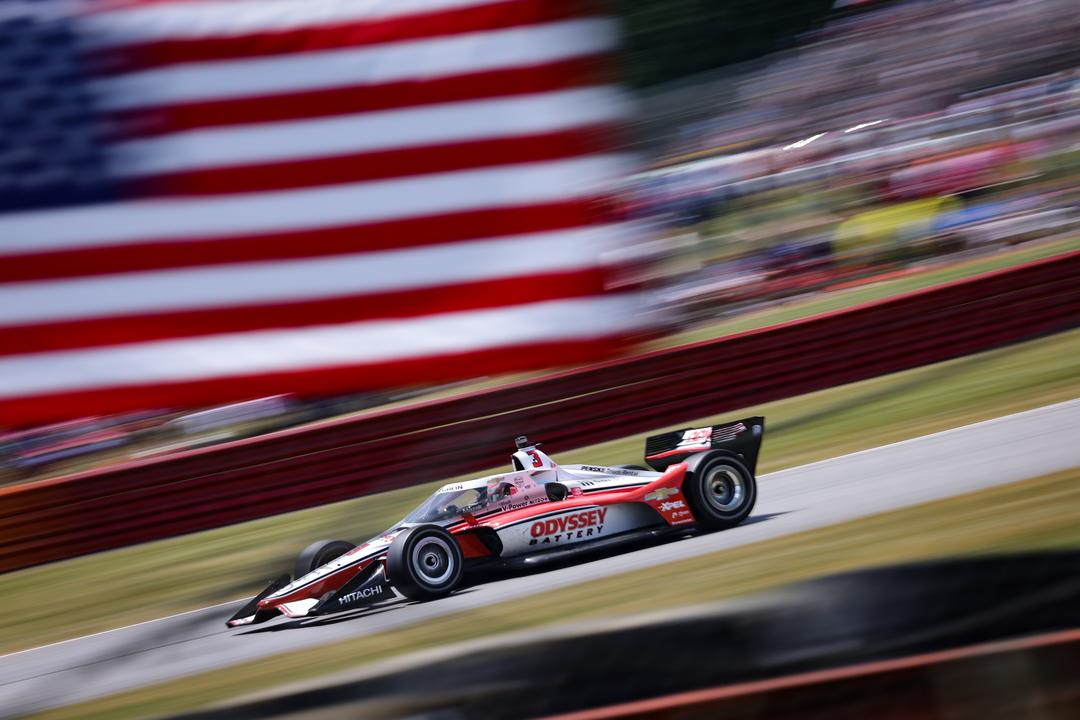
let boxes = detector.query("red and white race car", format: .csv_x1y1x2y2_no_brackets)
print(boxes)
227,417,764,627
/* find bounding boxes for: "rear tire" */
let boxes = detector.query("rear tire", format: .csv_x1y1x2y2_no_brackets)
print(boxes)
387,525,464,601
295,539,355,577
683,453,757,530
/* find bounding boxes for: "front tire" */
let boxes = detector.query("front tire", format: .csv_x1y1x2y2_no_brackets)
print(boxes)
295,539,355,577
386,525,464,601
683,453,757,530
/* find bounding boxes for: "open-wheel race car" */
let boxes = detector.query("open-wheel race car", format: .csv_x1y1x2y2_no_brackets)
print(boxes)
227,417,764,628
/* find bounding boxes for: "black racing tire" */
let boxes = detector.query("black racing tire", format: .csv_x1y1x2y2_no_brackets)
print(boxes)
682,453,757,531
615,464,650,471
295,539,355,577
386,525,464,601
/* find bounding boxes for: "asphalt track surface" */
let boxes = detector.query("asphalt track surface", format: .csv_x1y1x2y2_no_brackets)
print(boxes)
2,399,1079,718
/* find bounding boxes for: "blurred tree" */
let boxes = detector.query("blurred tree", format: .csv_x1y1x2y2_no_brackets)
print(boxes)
614,0,836,87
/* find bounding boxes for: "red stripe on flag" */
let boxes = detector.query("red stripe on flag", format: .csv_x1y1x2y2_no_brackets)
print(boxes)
99,0,601,72
0,200,604,283
114,57,606,137
0,336,634,428
0,269,616,356
141,127,611,195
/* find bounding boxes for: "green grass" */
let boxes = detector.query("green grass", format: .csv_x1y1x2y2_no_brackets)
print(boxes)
653,235,1080,347
30,464,1080,720
3,328,1079,658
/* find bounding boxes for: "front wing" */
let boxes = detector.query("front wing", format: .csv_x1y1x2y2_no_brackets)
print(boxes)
227,562,394,627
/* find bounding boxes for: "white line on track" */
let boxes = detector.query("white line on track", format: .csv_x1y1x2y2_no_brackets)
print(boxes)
0,599,244,661
775,396,1080,470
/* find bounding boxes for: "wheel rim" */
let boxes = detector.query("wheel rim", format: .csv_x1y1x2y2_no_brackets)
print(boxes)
411,536,454,586
703,465,745,513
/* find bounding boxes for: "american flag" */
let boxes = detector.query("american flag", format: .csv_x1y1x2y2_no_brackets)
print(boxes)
0,0,642,426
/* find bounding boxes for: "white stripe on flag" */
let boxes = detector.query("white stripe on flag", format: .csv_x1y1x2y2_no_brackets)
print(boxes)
0,225,625,326
0,154,632,255
92,19,617,110
109,87,629,177
81,0,512,47
0,295,646,397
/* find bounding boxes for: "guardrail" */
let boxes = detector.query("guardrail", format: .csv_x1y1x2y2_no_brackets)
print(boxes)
2,251,1078,573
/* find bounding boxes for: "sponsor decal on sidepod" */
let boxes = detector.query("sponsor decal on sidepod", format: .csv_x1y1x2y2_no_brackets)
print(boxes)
644,487,679,502
529,508,607,545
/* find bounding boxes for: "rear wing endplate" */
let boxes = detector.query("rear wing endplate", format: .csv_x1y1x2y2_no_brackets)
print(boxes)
643,416,765,473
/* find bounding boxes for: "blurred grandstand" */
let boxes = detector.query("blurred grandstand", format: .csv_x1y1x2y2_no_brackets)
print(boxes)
630,0,1079,322
3,0,1078,482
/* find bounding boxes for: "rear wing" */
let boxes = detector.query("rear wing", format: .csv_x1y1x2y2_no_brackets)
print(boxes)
643,417,765,473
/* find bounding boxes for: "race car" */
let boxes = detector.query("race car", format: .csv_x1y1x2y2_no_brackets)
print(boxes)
227,417,764,628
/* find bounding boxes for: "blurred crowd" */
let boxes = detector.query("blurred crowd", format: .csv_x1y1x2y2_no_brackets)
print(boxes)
0,385,460,484
628,0,1080,320
652,0,1078,160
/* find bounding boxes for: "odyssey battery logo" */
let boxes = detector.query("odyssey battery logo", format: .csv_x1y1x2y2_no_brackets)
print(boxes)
529,508,607,545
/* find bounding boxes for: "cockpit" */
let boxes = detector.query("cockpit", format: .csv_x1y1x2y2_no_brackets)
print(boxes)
403,473,551,524
404,437,559,525
403,484,487,524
